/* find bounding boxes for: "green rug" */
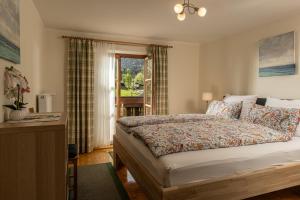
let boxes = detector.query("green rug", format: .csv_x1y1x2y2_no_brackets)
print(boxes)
77,163,129,200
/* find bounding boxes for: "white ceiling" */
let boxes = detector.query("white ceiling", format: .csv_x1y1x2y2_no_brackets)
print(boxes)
33,0,300,43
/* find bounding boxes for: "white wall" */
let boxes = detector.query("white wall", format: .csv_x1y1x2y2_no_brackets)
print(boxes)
2,2,298,119
168,43,200,113
1,1,298,123
200,14,300,108
0,0,44,122
41,28,201,114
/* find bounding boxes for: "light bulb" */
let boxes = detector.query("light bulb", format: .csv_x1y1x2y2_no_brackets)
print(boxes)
177,12,186,21
174,4,184,14
198,7,207,17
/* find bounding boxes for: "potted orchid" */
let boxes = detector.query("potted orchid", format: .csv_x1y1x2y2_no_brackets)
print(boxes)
3,66,30,121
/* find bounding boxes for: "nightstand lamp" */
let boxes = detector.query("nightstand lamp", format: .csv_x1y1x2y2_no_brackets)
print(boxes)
202,92,213,110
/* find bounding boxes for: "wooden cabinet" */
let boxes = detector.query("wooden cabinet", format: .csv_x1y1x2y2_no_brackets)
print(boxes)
0,115,67,200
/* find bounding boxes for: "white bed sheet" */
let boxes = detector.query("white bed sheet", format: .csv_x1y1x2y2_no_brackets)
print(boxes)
116,124,300,187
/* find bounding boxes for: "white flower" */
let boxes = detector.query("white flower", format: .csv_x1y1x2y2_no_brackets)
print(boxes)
4,67,30,100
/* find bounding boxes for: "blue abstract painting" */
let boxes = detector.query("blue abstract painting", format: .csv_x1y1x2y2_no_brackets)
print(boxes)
259,31,295,77
0,0,20,64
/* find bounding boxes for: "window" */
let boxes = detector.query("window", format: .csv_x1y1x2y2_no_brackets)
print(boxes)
120,57,144,97
115,54,147,118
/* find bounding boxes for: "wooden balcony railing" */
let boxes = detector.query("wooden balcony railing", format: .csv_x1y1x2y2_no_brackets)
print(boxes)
119,97,144,117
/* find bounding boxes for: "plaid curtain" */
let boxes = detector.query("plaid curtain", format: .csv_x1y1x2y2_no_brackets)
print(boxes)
149,45,169,115
67,39,95,153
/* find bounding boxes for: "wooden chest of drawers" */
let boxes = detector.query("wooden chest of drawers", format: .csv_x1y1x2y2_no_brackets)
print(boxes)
0,114,67,200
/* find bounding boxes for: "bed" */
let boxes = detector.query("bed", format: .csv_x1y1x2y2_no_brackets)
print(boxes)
113,97,300,200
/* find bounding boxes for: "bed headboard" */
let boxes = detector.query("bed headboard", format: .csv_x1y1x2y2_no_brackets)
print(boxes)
222,96,267,106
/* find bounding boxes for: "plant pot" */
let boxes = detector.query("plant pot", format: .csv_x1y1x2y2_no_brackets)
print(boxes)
10,109,28,121
3,107,11,121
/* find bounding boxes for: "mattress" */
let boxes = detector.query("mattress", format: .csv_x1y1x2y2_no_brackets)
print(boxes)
115,124,300,187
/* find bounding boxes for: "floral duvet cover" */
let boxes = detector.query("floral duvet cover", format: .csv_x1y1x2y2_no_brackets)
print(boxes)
131,119,294,157
117,114,216,128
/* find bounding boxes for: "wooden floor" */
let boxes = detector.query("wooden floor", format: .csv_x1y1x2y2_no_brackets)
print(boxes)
78,149,300,200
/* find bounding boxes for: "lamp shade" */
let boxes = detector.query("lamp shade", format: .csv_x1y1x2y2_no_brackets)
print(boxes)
177,12,186,21
198,7,207,17
174,4,184,14
202,92,213,101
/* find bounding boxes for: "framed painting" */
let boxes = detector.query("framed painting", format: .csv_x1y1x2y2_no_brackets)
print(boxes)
0,0,20,64
259,31,296,77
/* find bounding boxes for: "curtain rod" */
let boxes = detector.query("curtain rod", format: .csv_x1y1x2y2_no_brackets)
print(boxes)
62,35,173,48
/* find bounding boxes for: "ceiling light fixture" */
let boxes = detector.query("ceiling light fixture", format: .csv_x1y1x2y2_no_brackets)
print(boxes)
174,0,207,21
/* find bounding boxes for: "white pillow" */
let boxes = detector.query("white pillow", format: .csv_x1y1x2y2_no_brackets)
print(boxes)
266,97,300,136
266,97,300,109
224,95,257,104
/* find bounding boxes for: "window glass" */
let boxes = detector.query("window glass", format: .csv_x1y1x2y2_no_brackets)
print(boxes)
120,58,144,97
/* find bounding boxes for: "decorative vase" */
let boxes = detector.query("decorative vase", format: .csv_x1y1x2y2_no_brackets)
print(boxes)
3,107,11,121
10,109,28,121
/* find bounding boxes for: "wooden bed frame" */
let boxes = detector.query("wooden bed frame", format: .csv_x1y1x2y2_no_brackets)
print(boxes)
113,135,300,200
